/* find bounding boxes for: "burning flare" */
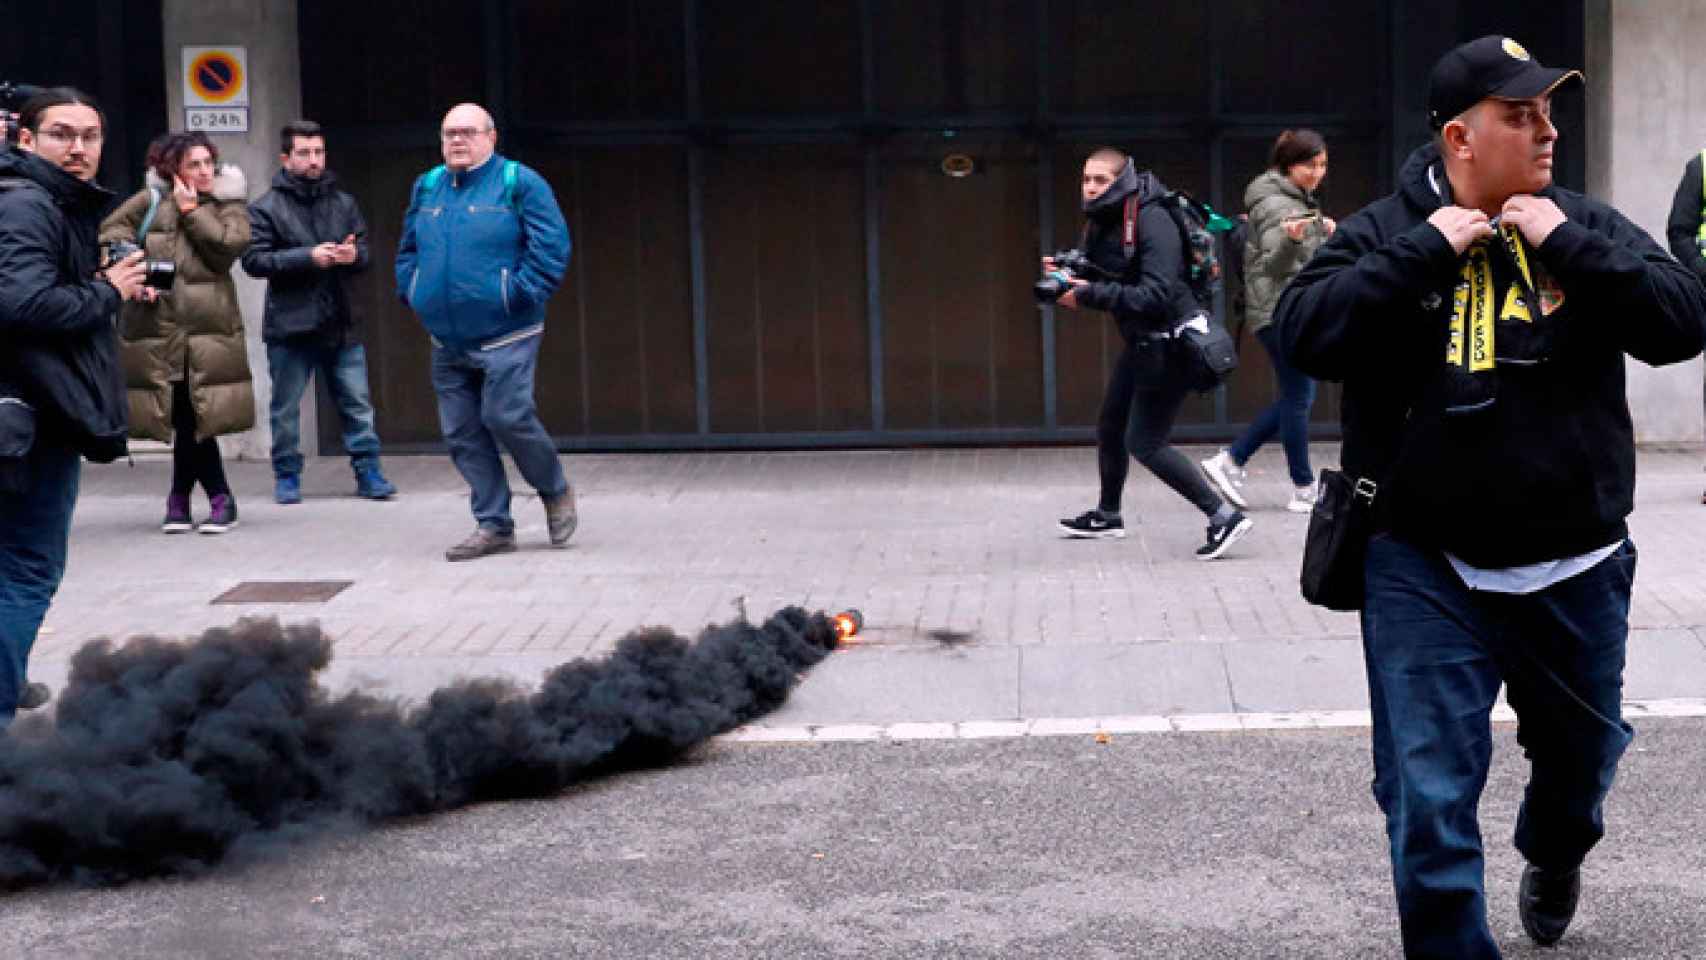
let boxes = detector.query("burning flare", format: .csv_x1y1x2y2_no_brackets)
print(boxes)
833,609,864,644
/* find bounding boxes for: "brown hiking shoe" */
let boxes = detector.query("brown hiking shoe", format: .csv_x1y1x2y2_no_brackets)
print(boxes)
445,527,517,562
544,487,578,547
16,682,51,711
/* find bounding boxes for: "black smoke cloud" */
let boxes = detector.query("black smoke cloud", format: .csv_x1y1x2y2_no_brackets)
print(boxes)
0,606,838,889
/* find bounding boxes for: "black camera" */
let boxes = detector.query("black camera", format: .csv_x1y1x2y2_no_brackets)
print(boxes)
1034,249,1105,303
105,241,177,292
1,82,44,146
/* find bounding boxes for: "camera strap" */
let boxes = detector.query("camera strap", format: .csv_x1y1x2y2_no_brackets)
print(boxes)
1122,195,1139,260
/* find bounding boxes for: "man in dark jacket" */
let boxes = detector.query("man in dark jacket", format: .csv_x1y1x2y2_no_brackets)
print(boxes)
0,88,147,726
1053,147,1251,559
243,120,395,506
1663,150,1706,504
1275,37,1706,958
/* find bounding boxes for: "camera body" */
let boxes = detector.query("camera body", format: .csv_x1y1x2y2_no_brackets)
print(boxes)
105,241,177,292
1,82,44,146
1033,248,1102,303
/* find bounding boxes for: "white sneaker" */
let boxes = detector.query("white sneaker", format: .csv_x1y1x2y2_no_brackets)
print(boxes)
1200,450,1249,509
1287,484,1318,514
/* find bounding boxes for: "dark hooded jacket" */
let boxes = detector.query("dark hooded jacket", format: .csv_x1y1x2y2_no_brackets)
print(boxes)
1072,161,1201,347
1275,142,1706,567
1664,152,1706,284
0,147,128,462
242,168,370,344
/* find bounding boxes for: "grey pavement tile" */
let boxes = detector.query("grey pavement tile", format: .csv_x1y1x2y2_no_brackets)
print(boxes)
1018,642,1234,717
1223,639,1371,713
26,444,1706,728
768,644,1022,725
1623,629,1706,700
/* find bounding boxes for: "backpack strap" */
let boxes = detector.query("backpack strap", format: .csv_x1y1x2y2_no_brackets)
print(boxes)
410,161,523,216
500,159,520,214
135,187,163,243
410,164,448,213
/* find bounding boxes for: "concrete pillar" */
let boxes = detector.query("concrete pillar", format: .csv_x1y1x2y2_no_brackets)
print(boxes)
160,0,305,463
1586,0,1706,443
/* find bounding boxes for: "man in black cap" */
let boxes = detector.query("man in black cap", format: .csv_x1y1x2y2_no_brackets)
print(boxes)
1275,36,1706,958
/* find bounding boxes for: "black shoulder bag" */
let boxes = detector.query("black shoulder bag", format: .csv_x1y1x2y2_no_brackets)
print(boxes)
1299,469,1378,611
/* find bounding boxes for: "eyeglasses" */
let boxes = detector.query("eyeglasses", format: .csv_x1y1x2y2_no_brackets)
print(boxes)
39,126,104,147
440,127,491,142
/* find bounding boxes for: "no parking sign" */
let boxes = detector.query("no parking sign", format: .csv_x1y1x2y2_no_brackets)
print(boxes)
182,45,249,133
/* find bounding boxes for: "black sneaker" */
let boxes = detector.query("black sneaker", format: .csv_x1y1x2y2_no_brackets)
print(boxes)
1058,509,1125,539
1195,512,1253,560
1519,863,1581,946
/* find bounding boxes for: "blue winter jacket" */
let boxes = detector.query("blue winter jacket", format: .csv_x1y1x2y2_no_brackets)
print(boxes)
394,153,571,349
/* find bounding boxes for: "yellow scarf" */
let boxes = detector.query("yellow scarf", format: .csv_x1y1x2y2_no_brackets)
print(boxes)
1447,224,1539,371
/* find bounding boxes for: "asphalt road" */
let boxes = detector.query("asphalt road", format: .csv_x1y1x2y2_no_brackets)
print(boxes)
6,719,1704,959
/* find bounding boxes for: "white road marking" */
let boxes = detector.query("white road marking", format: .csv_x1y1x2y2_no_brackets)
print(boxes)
725,698,1706,744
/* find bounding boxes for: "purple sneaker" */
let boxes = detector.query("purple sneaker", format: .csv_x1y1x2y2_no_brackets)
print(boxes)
162,493,194,533
199,493,239,534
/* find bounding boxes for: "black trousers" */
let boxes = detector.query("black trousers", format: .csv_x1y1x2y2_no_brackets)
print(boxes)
169,380,230,498
1095,342,1224,517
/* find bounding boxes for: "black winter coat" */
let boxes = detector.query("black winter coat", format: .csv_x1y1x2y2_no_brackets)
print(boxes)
1072,161,1201,347
1275,142,1706,567
0,147,127,462
241,169,370,344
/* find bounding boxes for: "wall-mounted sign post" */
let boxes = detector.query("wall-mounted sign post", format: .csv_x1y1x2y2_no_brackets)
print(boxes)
182,46,250,133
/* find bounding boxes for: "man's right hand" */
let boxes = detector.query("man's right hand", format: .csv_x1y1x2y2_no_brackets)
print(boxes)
102,252,148,302
1427,206,1495,255
310,242,340,268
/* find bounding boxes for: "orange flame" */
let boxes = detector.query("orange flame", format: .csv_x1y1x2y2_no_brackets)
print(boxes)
833,609,863,645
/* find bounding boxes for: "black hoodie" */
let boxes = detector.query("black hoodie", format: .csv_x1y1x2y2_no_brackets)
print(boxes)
0,147,128,461
1072,161,1200,344
1275,142,1706,567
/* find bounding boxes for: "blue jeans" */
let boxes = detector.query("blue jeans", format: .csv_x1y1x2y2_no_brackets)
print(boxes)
0,439,80,723
268,340,383,478
1228,325,1316,486
1361,535,1636,959
430,335,567,535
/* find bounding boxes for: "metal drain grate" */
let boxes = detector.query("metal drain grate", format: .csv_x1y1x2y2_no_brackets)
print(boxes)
211,580,354,604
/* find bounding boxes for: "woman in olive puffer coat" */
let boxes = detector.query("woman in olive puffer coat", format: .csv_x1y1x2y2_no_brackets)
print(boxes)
1201,129,1334,515
100,131,252,534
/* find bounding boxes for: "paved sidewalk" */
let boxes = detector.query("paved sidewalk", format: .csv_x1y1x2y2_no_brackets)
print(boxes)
30,443,1706,726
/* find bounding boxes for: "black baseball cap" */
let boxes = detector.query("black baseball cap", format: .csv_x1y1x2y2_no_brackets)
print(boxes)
1427,35,1584,129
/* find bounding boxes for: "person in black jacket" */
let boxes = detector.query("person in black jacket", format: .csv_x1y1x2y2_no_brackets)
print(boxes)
1663,150,1706,505
242,120,395,506
0,88,148,726
1052,147,1251,559
1275,37,1706,958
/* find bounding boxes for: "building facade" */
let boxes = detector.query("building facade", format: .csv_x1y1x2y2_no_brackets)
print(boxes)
13,0,1700,453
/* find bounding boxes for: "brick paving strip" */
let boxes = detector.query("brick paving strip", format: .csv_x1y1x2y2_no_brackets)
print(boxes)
33,444,1706,730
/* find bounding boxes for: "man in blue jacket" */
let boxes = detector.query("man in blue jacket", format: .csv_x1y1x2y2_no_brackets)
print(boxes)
1276,37,1706,957
396,103,575,561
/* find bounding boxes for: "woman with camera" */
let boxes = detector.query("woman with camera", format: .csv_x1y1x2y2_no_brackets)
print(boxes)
100,131,253,534
1202,129,1334,514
